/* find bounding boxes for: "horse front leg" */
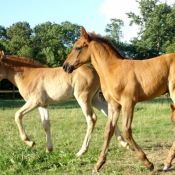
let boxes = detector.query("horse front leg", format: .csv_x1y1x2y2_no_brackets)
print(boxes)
92,103,121,173
15,101,38,147
164,141,175,170
38,106,53,153
122,103,154,171
92,92,129,149
76,108,97,157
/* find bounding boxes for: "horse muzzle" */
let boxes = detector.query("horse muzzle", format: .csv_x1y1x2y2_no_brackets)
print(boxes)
63,62,74,73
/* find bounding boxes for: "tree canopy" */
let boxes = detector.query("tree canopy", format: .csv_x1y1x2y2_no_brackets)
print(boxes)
1,0,175,94
127,0,175,59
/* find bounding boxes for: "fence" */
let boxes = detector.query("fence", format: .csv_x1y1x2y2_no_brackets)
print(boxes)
0,90,20,100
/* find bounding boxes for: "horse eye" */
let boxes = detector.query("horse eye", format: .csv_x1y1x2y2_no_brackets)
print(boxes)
75,47,82,51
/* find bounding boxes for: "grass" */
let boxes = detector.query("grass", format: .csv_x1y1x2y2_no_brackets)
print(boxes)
0,97,175,174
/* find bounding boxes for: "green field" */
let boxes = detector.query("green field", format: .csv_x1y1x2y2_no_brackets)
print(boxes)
0,97,175,175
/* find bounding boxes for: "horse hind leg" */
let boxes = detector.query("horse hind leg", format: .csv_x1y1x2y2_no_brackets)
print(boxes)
38,106,53,153
75,94,97,157
15,101,38,147
163,86,175,170
121,103,154,171
164,141,175,171
163,104,175,171
91,91,129,149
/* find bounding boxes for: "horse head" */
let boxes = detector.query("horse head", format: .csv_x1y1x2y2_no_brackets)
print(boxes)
63,26,91,73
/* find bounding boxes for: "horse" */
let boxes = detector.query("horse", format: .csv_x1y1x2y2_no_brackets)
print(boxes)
0,51,128,157
63,26,175,172
164,104,175,170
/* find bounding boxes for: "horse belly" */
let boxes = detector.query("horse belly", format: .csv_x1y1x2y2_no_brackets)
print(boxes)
45,87,74,104
138,82,168,102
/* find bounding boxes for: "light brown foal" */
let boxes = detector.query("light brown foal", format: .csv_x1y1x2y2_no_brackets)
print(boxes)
63,26,175,172
0,51,128,156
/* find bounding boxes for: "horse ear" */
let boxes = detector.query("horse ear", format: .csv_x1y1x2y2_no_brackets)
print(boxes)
170,104,175,111
81,26,91,41
0,50,4,59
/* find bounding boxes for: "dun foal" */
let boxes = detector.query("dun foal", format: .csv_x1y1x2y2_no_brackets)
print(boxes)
63,26,175,172
0,51,128,156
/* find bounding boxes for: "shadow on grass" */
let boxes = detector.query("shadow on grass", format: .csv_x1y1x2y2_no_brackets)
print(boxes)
0,96,173,110
0,99,80,110
144,96,172,104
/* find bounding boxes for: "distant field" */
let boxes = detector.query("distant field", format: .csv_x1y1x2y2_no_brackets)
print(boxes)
0,97,175,175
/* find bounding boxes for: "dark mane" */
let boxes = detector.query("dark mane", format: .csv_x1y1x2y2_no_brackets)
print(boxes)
1,55,46,68
89,32,125,59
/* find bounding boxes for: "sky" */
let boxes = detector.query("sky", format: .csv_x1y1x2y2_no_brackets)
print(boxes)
1,0,175,42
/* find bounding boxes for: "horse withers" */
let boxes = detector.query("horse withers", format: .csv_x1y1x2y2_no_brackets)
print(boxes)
63,26,175,172
0,51,128,156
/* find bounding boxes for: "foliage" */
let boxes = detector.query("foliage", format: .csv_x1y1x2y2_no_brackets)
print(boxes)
1,21,80,67
105,18,124,42
1,0,175,90
127,0,175,59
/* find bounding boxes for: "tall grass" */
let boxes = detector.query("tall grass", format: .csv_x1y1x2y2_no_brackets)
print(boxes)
0,97,174,174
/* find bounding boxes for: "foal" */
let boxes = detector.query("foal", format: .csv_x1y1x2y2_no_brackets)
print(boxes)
63,26,175,172
0,51,128,156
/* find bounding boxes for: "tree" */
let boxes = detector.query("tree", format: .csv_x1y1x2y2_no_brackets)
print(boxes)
32,21,80,67
104,18,135,58
0,25,7,51
127,0,175,59
105,18,124,42
5,22,33,57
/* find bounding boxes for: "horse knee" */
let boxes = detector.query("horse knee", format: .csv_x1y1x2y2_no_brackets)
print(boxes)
15,111,23,124
92,114,97,123
122,127,132,140
42,120,50,132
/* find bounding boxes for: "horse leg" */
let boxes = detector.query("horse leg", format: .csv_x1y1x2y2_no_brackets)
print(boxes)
114,125,129,149
163,88,175,170
92,91,129,149
75,94,97,157
121,103,154,171
164,141,175,170
163,85,175,170
92,102,121,173
38,106,53,153
15,101,39,147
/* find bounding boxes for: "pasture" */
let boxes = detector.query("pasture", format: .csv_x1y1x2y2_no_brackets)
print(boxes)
0,97,175,175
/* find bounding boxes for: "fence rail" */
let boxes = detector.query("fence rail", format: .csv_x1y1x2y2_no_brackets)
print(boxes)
0,90,19,93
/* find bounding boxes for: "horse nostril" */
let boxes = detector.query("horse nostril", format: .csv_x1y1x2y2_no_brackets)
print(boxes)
63,63,74,73
63,63,68,72
68,66,73,73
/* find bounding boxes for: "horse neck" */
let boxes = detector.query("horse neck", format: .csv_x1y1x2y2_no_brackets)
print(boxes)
3,64,33,88
90,41,122,78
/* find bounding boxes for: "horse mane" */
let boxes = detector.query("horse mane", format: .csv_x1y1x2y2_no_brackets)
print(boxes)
0,54,46,68
89,32,125,59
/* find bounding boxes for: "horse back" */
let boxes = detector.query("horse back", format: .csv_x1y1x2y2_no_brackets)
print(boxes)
19,64,100,105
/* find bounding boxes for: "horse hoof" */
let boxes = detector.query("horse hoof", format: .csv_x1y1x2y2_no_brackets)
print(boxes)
31,141,36,147
76,149,87,157
163,164,171,171
92,168,98,174
46,148,53,153
149,164,154,171
125,144,130,150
